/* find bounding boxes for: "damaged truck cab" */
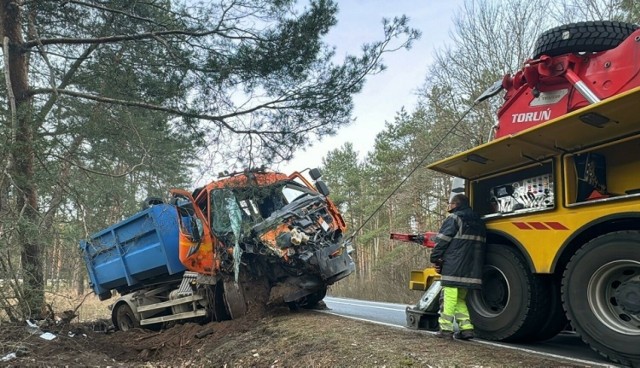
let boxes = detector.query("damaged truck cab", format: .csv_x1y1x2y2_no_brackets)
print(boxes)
81,168,354,330
177,168,353,301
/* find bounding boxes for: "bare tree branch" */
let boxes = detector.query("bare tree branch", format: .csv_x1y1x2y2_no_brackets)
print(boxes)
33,43,100,128
22,27,256,49
37,134,84,231
29,87,307,134
64,0,162,25
27,6,58,97
47,150,147,179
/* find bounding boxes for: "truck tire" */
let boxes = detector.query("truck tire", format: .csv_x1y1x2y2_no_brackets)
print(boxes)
526,275,568,342
562,231,640,367
302,287,327,309
532,21,638,59
467,244,549,342
223,279,247,319
113,303,140,331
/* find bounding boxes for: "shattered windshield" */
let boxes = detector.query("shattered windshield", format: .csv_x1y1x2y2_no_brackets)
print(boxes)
281,181,316,204
210,189,243,234
210,181,317,226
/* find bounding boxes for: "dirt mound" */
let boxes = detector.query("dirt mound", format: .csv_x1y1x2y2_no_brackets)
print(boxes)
0,300,287,368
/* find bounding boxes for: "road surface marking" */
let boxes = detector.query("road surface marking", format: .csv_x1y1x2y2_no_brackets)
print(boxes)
318,310,618,368
325,298,406,312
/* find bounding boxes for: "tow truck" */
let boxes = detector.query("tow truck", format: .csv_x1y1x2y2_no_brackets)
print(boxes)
392,21,640,367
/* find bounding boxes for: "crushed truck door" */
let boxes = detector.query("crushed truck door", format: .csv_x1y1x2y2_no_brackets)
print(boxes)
169,189,217,275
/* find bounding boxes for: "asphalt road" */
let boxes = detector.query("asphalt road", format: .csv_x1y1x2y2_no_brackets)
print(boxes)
322,296,622,368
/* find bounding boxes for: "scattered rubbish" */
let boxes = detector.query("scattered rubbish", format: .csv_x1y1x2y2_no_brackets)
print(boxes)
0,346,29,362
40,332,57,341
26,319,42,335
25,319,57,340
0,353,16,362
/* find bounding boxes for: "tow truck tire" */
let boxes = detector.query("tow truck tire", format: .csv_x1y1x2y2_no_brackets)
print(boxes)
562,231,640,367
468,244,549,342
533,21,638,59
113,303,140,331
526,275,568,342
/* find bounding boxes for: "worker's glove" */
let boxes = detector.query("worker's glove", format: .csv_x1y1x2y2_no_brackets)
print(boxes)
433,259,443,274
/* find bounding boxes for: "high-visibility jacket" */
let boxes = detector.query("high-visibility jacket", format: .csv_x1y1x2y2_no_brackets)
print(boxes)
430,205,486,289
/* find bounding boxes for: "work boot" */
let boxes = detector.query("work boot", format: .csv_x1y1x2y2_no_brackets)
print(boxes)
434,330,454,339
455,330,474,340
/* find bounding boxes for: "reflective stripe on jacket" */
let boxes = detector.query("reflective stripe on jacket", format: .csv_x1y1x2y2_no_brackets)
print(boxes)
430,205,486,289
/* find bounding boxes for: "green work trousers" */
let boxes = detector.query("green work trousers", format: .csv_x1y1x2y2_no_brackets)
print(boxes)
438,286,474,332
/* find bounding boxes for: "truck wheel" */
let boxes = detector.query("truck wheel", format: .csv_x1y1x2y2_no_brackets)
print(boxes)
562,231,640,367
113,303,140,331
532,21,638,59
526,275,568,342
223,280,247,319
302,287,327,309
467,244,548,341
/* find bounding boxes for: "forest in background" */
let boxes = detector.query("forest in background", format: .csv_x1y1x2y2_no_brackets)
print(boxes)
0,0,419,320
0,0,637,320
324,0,639,303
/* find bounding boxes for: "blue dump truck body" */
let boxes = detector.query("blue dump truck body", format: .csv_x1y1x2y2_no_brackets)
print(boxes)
80,204,185,300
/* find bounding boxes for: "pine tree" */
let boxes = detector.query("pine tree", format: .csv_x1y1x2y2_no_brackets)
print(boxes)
0,0,419,319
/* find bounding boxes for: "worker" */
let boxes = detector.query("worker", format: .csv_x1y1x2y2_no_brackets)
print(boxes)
430,193,486,340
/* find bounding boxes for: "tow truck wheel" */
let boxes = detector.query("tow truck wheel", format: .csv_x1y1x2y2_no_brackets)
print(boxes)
467,244,549,342
527,275,568,342
562,231,640,367
113,303,140,331
533,21,638,59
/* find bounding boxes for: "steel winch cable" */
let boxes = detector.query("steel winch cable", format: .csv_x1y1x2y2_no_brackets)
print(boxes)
344,80,503,243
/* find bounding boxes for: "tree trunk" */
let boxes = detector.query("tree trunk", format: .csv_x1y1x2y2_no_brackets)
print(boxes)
2,0,45,317
76,268,85,296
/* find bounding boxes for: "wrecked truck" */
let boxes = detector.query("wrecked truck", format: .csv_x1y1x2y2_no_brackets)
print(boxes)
80,167,354,330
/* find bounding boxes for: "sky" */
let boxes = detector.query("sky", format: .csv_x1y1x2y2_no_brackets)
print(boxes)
277,1,463,173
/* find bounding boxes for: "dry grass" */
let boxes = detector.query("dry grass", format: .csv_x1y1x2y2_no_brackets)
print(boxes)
0,283,109,324
45,289,110,322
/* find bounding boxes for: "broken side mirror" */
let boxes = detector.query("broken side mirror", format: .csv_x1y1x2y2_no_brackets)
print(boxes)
315,180,330,196
309,168,322,180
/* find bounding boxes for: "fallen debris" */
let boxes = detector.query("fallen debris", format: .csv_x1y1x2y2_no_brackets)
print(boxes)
0,353,16,362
